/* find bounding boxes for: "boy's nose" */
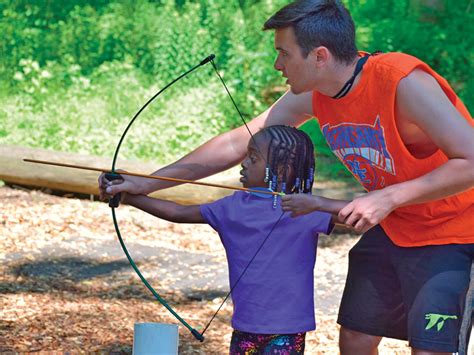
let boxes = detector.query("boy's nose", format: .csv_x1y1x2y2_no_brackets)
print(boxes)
273,55,282,71
274,59,283,71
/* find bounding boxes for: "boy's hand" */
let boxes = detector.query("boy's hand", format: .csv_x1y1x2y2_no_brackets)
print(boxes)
338,189,396,233
281,194,321,217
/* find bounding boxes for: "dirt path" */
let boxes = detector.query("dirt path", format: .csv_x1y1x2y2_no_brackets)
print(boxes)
1,185,410,353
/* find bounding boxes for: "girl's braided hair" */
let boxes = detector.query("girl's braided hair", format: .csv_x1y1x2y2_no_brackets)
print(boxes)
257,125,315,194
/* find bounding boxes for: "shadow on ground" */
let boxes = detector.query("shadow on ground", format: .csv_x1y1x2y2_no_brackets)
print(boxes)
10,257,130,281
1,257,228,303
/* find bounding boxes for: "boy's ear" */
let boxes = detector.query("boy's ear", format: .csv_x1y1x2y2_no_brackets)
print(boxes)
310,46,331,68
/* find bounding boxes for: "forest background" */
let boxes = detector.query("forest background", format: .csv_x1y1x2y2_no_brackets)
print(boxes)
0,0,473,180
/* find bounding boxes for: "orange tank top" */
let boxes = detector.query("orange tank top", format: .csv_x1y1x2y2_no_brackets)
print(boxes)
313,52,474,247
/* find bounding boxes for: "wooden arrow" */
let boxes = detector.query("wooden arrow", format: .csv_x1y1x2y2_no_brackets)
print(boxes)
23,158,282,196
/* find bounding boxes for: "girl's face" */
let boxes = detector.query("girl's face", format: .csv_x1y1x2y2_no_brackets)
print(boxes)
240,134,269,188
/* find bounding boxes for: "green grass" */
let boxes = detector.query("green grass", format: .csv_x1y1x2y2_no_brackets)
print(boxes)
0,65,350,180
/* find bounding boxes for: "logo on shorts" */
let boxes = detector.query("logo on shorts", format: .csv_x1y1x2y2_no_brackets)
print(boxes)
424,313,458,331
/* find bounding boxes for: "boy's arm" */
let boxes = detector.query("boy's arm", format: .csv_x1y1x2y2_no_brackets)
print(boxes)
339,69,474,233
99,90,314,199
281,194,349,223
123,194,205,224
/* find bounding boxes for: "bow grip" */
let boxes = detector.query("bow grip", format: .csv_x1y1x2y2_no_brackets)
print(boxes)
105,172,123,208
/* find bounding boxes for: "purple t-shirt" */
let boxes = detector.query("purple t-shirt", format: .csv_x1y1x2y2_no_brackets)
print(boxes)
200,191,333,334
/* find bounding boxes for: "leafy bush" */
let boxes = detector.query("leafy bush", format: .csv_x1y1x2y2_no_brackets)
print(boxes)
349,0,473,111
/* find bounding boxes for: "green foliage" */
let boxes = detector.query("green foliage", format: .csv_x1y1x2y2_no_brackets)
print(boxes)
349,0,474,110
0,0,472,182
0,60,228,161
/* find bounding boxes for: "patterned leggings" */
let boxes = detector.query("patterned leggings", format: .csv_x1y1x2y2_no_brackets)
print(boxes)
229,330,306,354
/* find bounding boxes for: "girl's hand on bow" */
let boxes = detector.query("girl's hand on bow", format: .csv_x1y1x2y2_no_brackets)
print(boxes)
98,170,146,201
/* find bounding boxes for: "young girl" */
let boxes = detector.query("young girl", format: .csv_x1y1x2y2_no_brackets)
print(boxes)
118,125,344,354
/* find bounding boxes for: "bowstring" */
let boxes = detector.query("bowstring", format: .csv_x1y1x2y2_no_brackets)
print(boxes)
209,60,267,163
200,59,286,337
200,212,284,336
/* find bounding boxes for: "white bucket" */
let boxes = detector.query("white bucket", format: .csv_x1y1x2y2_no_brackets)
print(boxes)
133,323,179,355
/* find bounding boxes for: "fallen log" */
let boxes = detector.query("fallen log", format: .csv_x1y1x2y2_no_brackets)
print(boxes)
0,145,240,204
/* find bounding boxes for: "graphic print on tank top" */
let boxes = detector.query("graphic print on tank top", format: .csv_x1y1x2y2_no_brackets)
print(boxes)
322,116,396,190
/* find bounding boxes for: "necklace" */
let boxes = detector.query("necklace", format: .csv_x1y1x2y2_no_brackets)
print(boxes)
332,55,369,99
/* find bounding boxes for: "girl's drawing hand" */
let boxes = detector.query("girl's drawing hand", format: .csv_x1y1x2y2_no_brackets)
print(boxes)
281,194,321,217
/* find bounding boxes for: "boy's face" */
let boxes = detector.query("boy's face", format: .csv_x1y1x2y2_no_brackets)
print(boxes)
273,26,320,95
240,134,269,188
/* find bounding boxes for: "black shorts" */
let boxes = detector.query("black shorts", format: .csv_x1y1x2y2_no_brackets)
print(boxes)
337,225,474,352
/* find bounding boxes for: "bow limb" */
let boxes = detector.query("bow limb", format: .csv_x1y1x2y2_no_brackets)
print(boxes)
108,56,215,343
110,208,204,341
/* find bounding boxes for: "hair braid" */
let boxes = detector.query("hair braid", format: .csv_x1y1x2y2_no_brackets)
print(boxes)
255,125,315,195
